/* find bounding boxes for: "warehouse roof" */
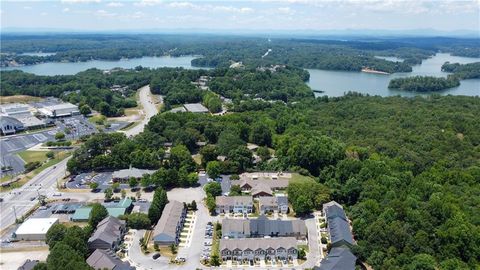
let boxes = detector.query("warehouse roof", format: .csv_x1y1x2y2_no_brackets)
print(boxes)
15,218,58,236
183,103,209,113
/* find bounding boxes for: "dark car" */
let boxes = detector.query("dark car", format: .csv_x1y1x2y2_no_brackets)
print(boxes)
152,253,161,260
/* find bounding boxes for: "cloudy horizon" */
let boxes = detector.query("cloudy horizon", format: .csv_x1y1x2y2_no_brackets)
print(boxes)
1,0,479,34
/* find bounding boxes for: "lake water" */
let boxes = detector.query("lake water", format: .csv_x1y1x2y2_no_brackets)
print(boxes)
2,53,478,96
1,56,199,76
308,53,480,97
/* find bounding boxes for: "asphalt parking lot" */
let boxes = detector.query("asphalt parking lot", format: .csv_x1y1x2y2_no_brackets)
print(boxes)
55,115,97,140
66,171,119,191
197,173,231,195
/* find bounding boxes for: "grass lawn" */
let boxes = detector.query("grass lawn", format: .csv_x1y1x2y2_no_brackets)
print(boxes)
0,151,71,192
192,154,202,165
0,95,41,104
88,115,107,126
17,151,49,163
290,173,316,183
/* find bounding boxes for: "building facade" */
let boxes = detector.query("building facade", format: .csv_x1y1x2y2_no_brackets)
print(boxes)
215,196,253,214
152,200,186,246
220,237,298,262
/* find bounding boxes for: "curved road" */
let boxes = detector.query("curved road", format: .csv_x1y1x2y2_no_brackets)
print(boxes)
122,85,159,137
0,85,158,233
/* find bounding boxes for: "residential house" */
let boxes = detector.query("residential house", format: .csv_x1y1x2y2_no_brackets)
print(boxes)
323,201,355,248
222,215,306,240
315,247,357,270
258,195,289,214
88,216,126,251
87,249,135,270
220,237,297,262
251,183,273,198
215,196,253,214
152,200,186,246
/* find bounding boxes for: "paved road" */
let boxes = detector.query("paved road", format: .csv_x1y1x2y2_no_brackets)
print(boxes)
122,85,159,137
0,158,69,232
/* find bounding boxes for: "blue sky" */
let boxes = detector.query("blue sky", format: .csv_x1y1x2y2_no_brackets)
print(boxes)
1,0,479,32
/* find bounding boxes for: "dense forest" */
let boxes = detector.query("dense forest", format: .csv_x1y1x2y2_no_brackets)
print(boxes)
388,76,460,92
66,92,480,269
2,34,478,73
442,61,480,79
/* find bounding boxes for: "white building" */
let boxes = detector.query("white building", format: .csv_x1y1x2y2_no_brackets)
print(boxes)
0,103,45,131
38,103,79,118
14,218,59,241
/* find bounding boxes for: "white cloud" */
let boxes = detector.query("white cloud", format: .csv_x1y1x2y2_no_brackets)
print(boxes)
62,7,70,12
61,0,101,3
278,7,294,14
134,0,162,7
40,12,48,16
95,9,117,17
107,2,124,7
168,2,200,9
23,6,32,10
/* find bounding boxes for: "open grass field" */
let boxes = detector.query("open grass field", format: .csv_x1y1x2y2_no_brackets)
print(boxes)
17,150,49,163
0,95,41,104
290,173,316,183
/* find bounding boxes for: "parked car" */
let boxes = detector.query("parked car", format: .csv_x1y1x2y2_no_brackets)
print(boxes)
152,253,161,260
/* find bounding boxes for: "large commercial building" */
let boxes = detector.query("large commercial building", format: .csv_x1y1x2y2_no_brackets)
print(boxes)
14,218,59,241
0,115,25,135
38,102,79,118
112,168,156,181
0,103,45,134
152,200,186,246
219,237,298,262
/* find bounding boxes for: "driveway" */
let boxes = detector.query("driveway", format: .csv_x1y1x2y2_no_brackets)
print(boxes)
122,85,159,137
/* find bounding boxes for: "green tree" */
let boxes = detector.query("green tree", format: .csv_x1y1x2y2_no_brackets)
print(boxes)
126,213,151,229
148,187,168,224
46,223,67,249
200,145,218,166
204,182,222,197
191,200,197,211
46,151,55,159
129,177,138,189
250,122,272,146
229,185,242,196
89,182,99,191
55,132,65,141
206,161,222,179
256,146,271,161
46,242,91,270
89,203,108,228
79,105,91,116
121,189,126,199
210,253,221,266
206,195,216,215
104,187,113,201
112,182,120,192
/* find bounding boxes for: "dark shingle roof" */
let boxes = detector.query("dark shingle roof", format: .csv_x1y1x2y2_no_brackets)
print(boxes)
86,249,134,270
222,215,306,237
328,217,354,246
324,201,347,221
153,201,184,243
88,216,125,247
315,247,356,270
17,260,38,270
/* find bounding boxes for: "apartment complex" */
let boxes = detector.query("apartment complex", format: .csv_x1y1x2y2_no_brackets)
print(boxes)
88,216,127,251
152,200,186,246
215,196,253,214
222,215,306,240
219,237,298,262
